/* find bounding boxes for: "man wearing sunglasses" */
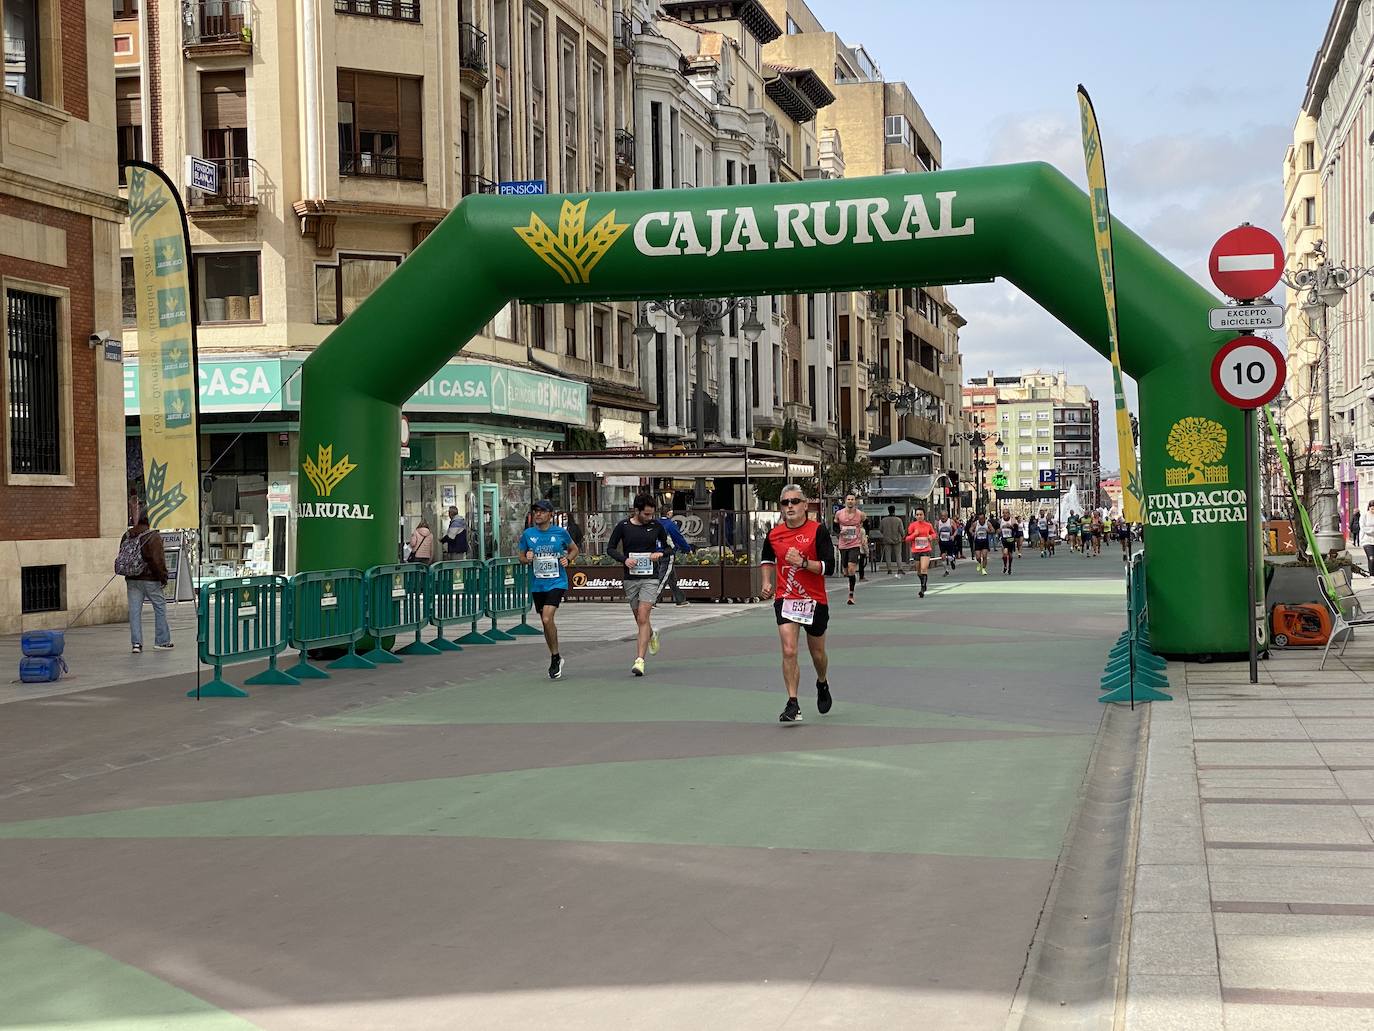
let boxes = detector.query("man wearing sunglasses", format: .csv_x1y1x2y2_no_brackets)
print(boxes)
760,484,835,723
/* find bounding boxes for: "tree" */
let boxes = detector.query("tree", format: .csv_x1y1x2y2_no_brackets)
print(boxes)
1166,417,1227,484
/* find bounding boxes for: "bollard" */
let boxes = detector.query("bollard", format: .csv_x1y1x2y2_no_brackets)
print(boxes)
287,569,372,678
193,576,296,698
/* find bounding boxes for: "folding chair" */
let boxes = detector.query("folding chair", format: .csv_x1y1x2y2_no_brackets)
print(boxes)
1319,573,1374,669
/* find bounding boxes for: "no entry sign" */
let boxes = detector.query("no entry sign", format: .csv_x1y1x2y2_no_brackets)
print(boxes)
1210,335,1286,409
1209,225,1284,300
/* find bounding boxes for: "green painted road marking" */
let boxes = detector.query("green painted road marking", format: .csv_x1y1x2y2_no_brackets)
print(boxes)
0,737,1092,860
0,912,257,1031
685,639,1111,673
320,676,1045,731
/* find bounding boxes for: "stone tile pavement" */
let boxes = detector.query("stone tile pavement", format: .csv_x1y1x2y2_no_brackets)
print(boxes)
1127,579,1374,1030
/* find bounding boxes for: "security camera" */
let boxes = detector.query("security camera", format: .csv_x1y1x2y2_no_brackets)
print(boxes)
88,330,113,348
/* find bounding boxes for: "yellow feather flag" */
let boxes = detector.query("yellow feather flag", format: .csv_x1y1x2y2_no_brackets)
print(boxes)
1077,86,1143,523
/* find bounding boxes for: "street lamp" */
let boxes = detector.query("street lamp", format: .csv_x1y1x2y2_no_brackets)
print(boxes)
1285,254,1372,554
635,297,764,503
953,420,1000,514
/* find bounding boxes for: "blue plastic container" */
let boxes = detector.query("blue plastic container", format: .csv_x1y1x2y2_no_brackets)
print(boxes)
21,629,64,657
19,656,67,682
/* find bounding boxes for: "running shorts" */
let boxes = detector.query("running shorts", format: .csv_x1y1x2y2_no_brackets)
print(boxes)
840,547,863,568
974,537,990,550
531,588,566,611
1003,539,1016,552
940,541,957,556
773,599,830,637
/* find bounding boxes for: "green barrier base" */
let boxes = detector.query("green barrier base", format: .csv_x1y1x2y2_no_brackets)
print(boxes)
245,657,301,687
430,634,463,652
362,645,403,664
327,646,376,671
1099,682,1173,704
285,658,331,680
397,633,443,656
506,619,543,637
187,667,249,699
458,628,496,645
485,620,517,642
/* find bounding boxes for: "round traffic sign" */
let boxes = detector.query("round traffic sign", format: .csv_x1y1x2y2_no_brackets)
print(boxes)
1208,225,1284,300
1210,335,1286,409
400,415,410,446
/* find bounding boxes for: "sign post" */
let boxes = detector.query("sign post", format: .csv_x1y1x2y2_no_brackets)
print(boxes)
1210,333,1286,685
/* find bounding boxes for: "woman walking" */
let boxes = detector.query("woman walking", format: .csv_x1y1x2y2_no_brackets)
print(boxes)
408,518,436,565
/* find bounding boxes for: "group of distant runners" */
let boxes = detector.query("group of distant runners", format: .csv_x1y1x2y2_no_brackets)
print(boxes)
514,487,1136,725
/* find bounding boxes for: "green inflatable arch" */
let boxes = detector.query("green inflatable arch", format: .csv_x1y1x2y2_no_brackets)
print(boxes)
296,162,1247,657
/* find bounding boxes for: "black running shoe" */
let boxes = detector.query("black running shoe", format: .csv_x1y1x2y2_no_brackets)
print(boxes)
816,679,833,715
919,587,926,598
549,655,563,680
779,697,803,723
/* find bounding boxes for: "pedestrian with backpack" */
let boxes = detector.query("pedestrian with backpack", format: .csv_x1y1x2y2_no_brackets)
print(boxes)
117,511,171,654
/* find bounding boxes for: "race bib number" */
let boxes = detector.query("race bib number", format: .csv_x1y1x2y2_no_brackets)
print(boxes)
533,554,560,579
629,552,654,576
939,529,951,542
781,598,815,625
839,526,859,545
1001,528,1014,540
914,536,930,550
975,530,988,541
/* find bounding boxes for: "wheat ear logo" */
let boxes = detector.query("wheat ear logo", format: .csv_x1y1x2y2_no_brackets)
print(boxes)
514,199,629,284
303,444,357,498
143,457,188,527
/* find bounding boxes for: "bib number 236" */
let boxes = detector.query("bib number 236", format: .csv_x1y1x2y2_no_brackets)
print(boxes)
781,599,815,626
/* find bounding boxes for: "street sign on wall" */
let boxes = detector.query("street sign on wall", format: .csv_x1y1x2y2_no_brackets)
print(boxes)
1208,225,1284,300
1208,304,1283,332
186,155,218,193
497,180,547,196
1210,335,1286,410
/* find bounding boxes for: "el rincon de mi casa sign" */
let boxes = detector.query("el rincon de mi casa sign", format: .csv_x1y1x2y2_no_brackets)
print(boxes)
294,164,1254,657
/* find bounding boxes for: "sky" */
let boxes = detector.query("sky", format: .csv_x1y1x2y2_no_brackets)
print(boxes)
812,0,1329,463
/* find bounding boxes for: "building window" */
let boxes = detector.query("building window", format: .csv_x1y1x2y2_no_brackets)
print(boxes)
115,77,142,183
493,301,516,341
527,10,546,180
617,314,633,371
121,257,137,327
20,565,63,613
201,70,249,184
1037,445,1051,454
589,55,605,191
6,289,61,475
196,252,261,324
337,71,424,181
563,304,578,358
752,341,760,407
883,115,912,148
1302,141,1315,170
114,0,138,15
4,0,42,101
592,307,607,364
786,14,800,34
650,101,663,189
529,304,547,350
1303,196,1316,226
314,254,400,325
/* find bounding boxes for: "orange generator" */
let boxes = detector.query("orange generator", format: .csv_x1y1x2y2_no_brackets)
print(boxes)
1270,604,1334,648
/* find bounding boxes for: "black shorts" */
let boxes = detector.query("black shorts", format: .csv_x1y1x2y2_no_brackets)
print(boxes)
773,599,830,637
940,540,956,555
839,547,862,568
973,537,990,550
1002,539,1016,552
531,588,565,611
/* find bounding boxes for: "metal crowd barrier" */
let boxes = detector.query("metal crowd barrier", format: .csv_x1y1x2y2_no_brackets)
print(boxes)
286,569,372,678
364,563,438,660
194,575,296,697
1100,553,1170,705
483,558,541,640
429,560,486,647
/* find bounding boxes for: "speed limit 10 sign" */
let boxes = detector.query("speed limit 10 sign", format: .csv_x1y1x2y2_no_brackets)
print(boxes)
1210,335,1286,409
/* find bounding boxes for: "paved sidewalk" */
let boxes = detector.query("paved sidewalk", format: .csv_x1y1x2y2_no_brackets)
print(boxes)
1127,581,1374,1030
0,598,754,705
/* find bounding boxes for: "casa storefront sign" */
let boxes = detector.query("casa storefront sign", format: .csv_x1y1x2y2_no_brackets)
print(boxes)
126,357,586,424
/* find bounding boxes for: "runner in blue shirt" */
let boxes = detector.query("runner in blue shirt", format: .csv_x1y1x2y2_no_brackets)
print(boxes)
519,499,578,680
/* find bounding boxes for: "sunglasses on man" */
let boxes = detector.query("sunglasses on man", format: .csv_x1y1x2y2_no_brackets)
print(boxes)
780,498,805,507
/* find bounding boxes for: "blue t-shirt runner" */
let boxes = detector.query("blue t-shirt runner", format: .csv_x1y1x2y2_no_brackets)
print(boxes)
519,524,575,593
519,503,578,682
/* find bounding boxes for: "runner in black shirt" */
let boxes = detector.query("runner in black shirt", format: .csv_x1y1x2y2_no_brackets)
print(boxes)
607,493,670,676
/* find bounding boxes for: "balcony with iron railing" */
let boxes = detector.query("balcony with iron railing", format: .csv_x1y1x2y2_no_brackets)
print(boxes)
615,129,635,173
334,0,420,23
188,156,263,218
184,0,253,55
462,173,496,196
459,21,488,87
340,150,423,181
613,12,634,59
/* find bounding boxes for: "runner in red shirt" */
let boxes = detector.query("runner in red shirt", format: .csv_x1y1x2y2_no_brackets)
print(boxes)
904,506,937,598
760,484,836,723
833,493,867,606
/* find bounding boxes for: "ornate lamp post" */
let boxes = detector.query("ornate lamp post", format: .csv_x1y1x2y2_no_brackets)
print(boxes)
635,297,765,502
1286,252,1372,553
953,418,1001,513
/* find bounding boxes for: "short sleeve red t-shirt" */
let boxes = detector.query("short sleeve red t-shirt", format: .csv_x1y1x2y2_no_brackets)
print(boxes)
906,520,936,554
762,520,830,604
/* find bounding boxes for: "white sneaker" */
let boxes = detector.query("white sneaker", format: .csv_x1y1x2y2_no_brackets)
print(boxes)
648,631,660,656
632,657,646,676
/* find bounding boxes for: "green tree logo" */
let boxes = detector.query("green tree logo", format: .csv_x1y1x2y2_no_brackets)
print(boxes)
1165,417,1228,486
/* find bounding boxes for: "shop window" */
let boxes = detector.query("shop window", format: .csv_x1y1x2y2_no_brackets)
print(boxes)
314,254,400,325
196,252,261,324
121,257,137,327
